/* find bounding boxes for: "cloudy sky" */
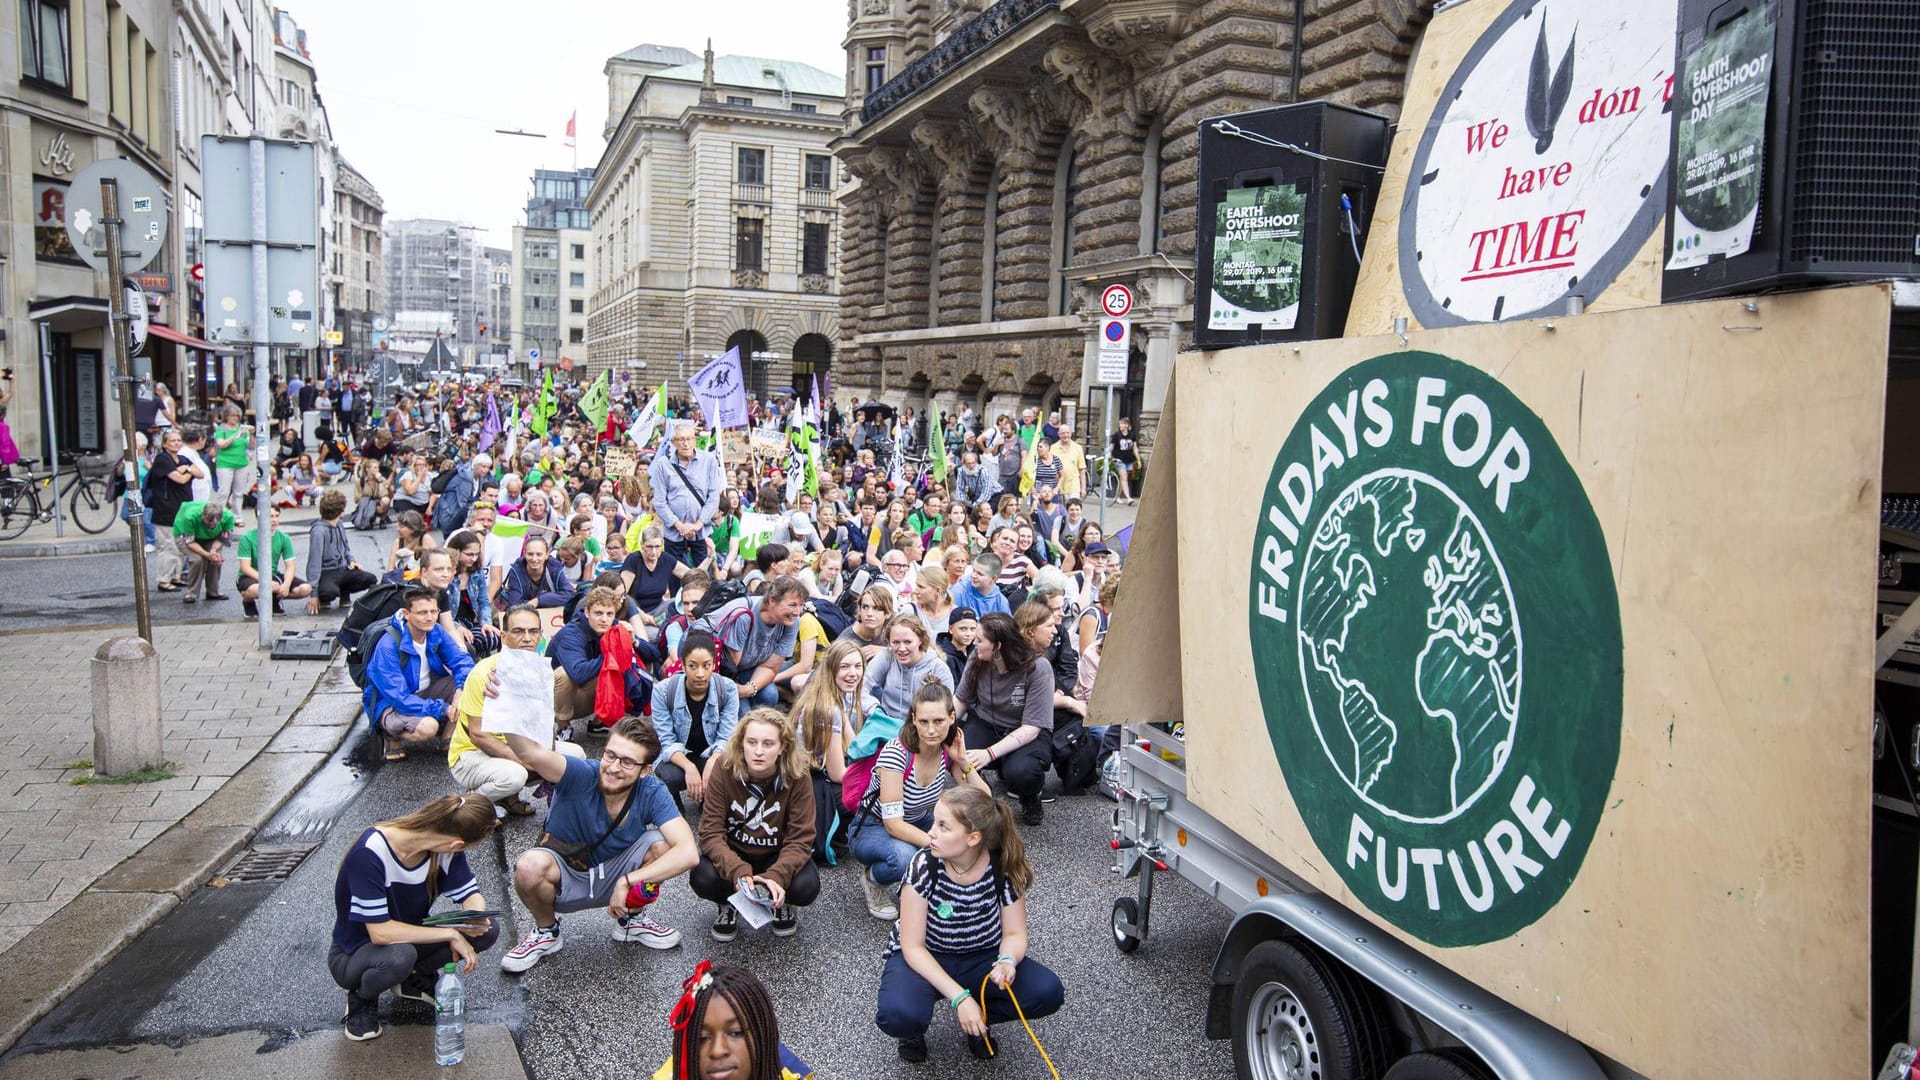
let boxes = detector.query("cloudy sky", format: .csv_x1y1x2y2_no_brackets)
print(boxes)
289,0,847,248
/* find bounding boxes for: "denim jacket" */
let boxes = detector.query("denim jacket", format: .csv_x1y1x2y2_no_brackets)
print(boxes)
649,673,740,764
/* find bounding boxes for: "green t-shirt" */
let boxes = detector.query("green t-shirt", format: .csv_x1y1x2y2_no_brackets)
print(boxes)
906,511,940,539
711,514,740,555
213,425,251,468
236,529,295,574
173,501,236,541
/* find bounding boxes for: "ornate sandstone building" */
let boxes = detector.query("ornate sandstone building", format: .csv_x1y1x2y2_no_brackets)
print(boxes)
831,0,1433,450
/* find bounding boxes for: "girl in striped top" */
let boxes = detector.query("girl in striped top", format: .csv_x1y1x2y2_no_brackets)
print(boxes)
873,787,1066,1064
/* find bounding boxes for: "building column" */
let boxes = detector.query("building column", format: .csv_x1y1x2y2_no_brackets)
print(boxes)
912,119,989,327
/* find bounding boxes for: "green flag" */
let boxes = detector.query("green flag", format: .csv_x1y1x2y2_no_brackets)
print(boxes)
530,370,555,438
579,371,610,433
928,398,948,485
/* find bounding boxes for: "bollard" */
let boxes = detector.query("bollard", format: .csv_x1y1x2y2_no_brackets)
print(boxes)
92,635,164,777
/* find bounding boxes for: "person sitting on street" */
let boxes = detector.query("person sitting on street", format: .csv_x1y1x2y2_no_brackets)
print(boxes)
499,535,574,609
850,679,989,921
363,587,476,761
957,612,1056,826
306,489,377,613
937,608,980,684
549,585,652,737
697,576,806,708
655,962,816,1080
863,613,957,722
791,639,865,866
171,498,235,604
237,506,312,618
498,717,699,970
449,604,585,819
837,584,895,664
949,553,1011,618
692,707,820,942
651,631,741,806
329,792,499,1043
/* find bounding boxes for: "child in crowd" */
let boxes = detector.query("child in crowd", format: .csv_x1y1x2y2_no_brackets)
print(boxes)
849,679,989,920
656,962,814,1080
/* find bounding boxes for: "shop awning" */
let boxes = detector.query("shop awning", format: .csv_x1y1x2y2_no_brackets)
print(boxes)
27,295,108,333
146,323,241,354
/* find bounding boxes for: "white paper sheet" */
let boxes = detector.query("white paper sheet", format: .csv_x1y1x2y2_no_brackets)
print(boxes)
483,648,555,746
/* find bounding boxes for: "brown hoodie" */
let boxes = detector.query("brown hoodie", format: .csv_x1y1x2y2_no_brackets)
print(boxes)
698,765,817,888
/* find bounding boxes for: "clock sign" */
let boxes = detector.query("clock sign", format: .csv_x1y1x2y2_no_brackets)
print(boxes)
1398,0,1677,326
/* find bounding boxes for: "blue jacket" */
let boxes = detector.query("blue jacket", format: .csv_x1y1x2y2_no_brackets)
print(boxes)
361,612,474,729
500,556,571,609
949,578,1011,617
650,673,740,764
549,611,650,707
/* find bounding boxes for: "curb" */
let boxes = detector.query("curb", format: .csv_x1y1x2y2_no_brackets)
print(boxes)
0,537,130,559
0,660,358,1054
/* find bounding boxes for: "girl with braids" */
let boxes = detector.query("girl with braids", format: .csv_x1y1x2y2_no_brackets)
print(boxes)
874,786,1066,1063
657,961,815,1080
789,639,866,864
329,793,500,1043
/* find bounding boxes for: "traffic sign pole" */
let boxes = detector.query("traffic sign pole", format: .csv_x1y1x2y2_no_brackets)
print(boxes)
249,135,275,648
101,178,154,644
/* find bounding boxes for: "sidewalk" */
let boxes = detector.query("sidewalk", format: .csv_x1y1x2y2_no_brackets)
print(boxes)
0,503,329,560
0,614,356,1048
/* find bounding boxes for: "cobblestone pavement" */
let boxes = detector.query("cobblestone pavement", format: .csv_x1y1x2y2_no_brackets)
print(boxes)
0,615,336,955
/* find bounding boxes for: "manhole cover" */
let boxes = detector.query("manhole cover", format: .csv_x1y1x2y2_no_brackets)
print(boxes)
216,844,318,884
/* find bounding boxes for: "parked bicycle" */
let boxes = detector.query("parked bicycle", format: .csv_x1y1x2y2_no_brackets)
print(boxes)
0,454,121,540
1084,453,1126,501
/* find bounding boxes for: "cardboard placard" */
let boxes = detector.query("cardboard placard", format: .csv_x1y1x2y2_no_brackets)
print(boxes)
602,447,639,480
1103,286,1887,1078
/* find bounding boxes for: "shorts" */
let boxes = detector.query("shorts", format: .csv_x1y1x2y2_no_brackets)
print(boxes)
541,830,664,913
379,708,434,736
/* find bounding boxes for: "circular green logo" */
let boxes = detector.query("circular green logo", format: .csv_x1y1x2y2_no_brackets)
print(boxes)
1248,351,1621,947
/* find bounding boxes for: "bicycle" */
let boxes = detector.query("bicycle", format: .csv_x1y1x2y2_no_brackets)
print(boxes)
0,455,121,540
1084,454,1125,502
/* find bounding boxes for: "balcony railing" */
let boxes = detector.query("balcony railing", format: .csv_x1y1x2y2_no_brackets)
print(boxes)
859,0,1059,125
801,188,834,209
734,183,770,204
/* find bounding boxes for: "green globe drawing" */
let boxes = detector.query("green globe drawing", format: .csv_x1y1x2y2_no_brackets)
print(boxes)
1295,469,1521,824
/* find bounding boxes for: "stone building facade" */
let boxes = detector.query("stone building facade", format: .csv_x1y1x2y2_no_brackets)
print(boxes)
832,0,1434,451
587,43,844,402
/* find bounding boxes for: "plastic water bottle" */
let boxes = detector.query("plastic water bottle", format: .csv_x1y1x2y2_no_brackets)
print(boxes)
434,962,465,1066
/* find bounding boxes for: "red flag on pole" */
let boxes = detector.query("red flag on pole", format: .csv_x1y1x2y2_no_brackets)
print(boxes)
564,111,577,148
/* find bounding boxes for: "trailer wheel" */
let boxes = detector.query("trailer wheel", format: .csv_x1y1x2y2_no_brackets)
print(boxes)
1381,1049,1494,1080
1231,940,1386,1080
1110,896,1143,953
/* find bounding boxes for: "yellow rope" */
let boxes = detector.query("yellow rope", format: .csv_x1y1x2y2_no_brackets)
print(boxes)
978,971,1062,1080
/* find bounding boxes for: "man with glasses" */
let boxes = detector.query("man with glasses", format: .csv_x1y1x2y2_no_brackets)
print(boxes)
498,716,697,970
449,605,586,818
648,420,722,567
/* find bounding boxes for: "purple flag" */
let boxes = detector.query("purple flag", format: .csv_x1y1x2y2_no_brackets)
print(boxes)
477,392,502,453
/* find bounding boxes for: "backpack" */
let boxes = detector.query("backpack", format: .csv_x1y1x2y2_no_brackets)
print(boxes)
345,619,399,689
806,596,852,640
430,466,474,536
1052,718,1100,793
693,578,747,619
338,580,411,668
352,493,381,531
840,726,953,816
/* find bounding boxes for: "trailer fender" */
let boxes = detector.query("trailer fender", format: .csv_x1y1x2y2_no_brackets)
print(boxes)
1210,896,1607,1080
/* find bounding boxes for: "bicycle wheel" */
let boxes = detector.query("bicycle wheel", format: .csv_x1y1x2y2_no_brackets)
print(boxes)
0,480,34,541
68,476,120,535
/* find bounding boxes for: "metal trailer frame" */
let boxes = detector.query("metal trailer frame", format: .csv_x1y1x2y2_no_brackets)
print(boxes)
1107,722,1612,1080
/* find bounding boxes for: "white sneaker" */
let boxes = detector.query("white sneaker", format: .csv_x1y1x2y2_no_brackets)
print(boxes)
500,920,563,972
144,543,156,553
862,868,898,920
611,910,682,949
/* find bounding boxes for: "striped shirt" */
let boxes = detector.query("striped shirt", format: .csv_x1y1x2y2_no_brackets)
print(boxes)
862,738,952,822
332,826,478,954
887,849,1019,956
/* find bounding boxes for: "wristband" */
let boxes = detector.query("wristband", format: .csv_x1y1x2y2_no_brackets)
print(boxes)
947,989,972,1010
995,953,1016,966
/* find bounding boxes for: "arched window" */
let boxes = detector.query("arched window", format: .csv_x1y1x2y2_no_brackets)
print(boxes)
982,165,1001,322
1050,147,1077,317
726,329,770,398
1139,117,1167,254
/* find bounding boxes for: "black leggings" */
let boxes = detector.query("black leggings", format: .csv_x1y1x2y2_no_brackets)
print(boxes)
963,718,1051,800
688,849,820,908
327,924,500,1003
809,769,843,860
317,566,378,606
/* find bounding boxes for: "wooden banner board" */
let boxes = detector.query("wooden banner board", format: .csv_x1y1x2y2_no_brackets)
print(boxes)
749,428,790,462
1346,0,1677,337
719,430,750,463
1167,285,1886,1078
1089,378,1183,729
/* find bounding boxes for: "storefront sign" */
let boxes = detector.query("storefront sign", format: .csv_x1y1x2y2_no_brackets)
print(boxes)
33,179,77,261
37,130,76,176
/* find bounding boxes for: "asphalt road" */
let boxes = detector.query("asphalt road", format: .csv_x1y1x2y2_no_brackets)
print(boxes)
0,513,396,632
14,727,1237,1079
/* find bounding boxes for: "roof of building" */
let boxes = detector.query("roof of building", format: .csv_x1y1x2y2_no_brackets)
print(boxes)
651,55,843,98
612,43,699,66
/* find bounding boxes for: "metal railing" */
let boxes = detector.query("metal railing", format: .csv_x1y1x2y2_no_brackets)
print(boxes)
858,0,1060,125
801,188,835,208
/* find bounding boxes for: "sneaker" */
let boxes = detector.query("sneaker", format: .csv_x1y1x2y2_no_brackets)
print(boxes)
711,903,738,943
1021,794,1045,827
144,543,156,554
342,993,382,1041
771,904,797,937
242,598,258,618
862,868,898,920
393,974,435,1007
492,801,507,821
611,910,682,949
500,920,563,973
898,1035,929,1063
968,1032,997,1060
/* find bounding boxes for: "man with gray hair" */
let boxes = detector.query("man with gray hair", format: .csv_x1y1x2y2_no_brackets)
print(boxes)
647,419,722,567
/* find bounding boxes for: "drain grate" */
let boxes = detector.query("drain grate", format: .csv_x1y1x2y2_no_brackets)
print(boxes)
217,844,318,884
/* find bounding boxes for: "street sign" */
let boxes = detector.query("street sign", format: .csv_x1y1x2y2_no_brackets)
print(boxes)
1102,283,1134,319
125,279,149,356
64,159,169,273
528,347,542,362
200,135,319,348
1097,318,1130,385
324,330,343,345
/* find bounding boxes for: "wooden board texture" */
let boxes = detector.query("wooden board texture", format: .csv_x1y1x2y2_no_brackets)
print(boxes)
1089,379,1183,728
1176,286,1888,1077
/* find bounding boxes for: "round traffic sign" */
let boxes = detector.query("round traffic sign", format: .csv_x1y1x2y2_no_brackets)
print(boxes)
1102,283,1133,318
63,158,169,274
1103,319,1127,342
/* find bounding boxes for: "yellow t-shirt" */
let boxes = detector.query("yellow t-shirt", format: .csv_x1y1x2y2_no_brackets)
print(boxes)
792,612,828,662
447,655,506,766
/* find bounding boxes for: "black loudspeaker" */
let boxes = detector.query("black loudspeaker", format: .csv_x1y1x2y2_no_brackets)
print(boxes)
1193,102,1390,349
1662,0,1920,303
271,628,338,661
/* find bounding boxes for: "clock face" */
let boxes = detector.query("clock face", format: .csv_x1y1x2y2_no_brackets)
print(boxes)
1399,0,1677,326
